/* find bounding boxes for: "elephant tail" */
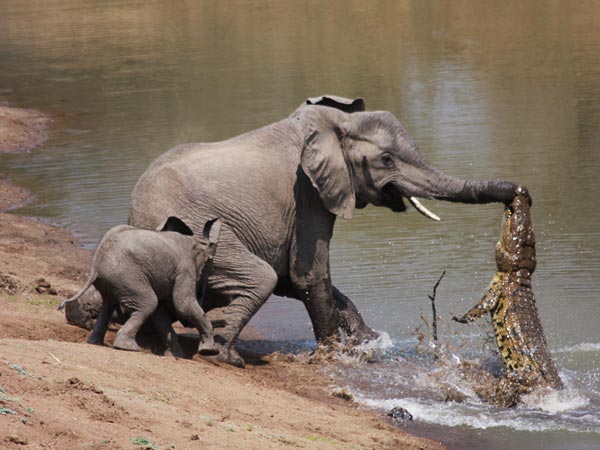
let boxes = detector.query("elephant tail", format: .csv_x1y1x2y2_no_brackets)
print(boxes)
57,270,97,311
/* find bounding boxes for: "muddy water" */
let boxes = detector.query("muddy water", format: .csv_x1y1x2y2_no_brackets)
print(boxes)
1,1,599,448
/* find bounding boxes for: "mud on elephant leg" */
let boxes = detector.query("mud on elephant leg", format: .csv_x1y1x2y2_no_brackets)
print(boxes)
274,277,378,343
333,286,379,343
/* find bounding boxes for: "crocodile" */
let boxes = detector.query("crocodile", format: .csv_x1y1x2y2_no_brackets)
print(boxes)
454,186,563,407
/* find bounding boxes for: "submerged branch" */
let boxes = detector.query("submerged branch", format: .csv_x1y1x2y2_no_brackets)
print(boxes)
427,270,446,343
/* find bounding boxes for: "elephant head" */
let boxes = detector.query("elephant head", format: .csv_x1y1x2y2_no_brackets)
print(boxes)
296,100,518,220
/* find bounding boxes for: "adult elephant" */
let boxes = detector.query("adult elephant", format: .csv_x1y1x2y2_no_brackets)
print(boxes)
129,96,517,367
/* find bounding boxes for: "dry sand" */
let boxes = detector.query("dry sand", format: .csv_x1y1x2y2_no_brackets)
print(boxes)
0,104,50,153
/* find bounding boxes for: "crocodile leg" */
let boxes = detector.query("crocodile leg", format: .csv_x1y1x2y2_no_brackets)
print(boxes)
454,273,506,323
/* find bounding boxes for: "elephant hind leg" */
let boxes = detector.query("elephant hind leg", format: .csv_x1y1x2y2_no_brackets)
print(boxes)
150,305,184,358
208,234,278,367
113,291,158,352
87,299,114,346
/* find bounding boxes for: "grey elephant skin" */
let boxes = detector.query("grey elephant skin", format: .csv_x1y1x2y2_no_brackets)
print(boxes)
128,95,518,367
59,217,221,357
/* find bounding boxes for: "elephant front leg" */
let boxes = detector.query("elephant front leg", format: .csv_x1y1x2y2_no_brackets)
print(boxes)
295,277,340,342
171,275,219,357
290,215,343,343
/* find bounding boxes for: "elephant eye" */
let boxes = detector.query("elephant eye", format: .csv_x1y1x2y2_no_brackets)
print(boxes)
381,153,394,167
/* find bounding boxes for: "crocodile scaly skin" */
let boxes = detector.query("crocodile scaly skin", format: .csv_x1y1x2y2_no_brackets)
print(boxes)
455,187,562,406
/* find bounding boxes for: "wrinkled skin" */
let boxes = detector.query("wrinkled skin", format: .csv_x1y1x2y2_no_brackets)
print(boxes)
454,187,563,406
59,217,221,357
129,95,518,367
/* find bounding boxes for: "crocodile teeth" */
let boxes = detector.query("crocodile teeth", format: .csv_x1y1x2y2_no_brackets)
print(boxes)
409,197,441,221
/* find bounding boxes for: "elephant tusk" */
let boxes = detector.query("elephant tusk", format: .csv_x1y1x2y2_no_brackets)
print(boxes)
409,197,441,221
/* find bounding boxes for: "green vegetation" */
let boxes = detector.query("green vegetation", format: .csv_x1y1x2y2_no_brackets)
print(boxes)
10,364,42,380
130,437,160,450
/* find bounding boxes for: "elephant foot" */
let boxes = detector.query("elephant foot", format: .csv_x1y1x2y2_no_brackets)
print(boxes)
198,339,220,356
211,337,245,368
214,347,244,367
163,335,185,358
163,345,185,358
198,346,220,357
86,335,104,346
113,334,141,352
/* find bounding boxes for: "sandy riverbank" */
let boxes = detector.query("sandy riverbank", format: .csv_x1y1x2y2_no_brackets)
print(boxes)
0,106,447,449
0,103,50,153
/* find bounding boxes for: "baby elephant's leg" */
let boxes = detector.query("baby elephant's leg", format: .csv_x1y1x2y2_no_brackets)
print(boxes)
172,276,219,356
114,289,158,352
87,300,114,345
150,305,184,358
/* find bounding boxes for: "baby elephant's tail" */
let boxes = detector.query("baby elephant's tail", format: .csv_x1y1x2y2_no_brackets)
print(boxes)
57,271,96,311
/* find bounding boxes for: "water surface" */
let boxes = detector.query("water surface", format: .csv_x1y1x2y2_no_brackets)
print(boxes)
1,1,599,448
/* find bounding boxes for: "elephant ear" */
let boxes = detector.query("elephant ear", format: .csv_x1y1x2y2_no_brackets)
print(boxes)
195,218,221,301
305,95,365,113
157,216,194,236
202,218,222,259
301,125,355,219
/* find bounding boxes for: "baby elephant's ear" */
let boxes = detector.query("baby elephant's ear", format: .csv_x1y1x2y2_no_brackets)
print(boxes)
157,216,194,236
305,95,366,113
202,218,222,254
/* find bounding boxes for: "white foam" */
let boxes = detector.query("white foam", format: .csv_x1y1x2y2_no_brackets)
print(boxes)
333,331,394,365
520,386,589,414
556,342,600,353
355,330,393,352
354,392,598,433
356,394,527,430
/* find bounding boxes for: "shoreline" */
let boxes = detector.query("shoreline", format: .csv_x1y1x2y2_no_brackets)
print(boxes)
0,107,447,449
0,175,31,212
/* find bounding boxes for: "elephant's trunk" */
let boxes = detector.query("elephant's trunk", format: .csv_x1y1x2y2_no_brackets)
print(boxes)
429,168,519,205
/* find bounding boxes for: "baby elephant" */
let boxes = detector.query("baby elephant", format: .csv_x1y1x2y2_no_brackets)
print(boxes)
58,216,221,357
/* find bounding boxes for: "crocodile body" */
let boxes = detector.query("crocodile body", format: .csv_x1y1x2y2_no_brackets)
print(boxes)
455,186,563,406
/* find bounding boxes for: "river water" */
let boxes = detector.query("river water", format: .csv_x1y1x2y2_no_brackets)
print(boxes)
1,1,599,448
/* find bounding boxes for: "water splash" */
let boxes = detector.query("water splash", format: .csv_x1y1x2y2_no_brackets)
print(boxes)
325,338,600,434
556,343,600,354
520,386,589,414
